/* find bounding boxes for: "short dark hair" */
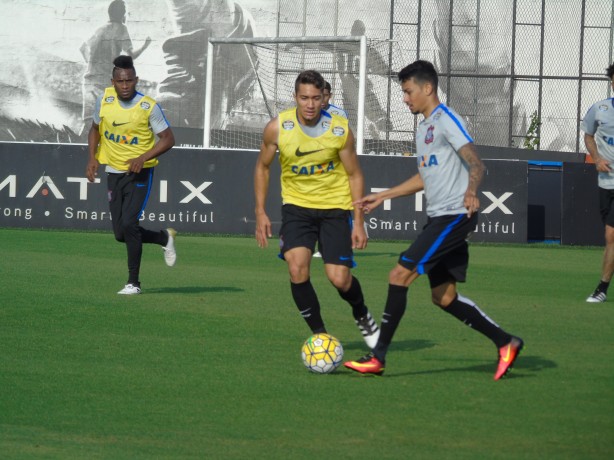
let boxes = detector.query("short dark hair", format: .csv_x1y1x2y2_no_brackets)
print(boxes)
112,55,135,77
607,63,614,80
294,70,325,93
323,81,332,92
398,60,438,90
108,0,126,23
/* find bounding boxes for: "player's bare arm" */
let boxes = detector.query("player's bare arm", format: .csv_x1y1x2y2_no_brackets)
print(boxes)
254,118,279,248
458,142,485,217
86,122,102,182
125,127,175,174
585,133,611,173
338,129,367,249
355,173,424,214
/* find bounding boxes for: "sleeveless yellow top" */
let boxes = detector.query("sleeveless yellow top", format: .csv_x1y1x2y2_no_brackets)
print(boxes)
277,108,352,209
96,87,157,170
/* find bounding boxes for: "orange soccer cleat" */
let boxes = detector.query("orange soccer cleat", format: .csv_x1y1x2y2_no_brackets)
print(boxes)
344,352,385,376
494,337,524,381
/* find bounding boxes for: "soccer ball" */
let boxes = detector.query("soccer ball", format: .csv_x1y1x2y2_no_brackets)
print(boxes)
301,333,344,374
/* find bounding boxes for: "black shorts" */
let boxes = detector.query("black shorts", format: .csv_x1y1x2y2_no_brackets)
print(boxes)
599,187,614,227
279,204,355,267
398,213,478,288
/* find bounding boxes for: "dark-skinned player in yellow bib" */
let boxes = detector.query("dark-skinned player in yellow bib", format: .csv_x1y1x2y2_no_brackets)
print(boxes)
254,70,380,348
86,55,176,295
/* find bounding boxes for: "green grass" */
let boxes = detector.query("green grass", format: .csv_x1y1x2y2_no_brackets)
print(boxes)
1,229,612,459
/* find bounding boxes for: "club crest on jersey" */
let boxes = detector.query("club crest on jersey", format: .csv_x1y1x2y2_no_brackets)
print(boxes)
433,112,442,120
332,126,345,136
425,125,435,144
282,120,295,130
140,101,151,110
322,120,331,130
599,104,609,112
105,96,115,103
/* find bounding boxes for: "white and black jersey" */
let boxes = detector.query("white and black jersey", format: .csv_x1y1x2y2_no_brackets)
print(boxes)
415,103,474,217
582,97,614,189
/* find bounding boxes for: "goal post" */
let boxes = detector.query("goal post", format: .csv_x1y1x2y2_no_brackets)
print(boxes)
203,36,367,154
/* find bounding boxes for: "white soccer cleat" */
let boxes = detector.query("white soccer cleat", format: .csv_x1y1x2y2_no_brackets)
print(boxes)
586,290,606,303
356,312,380,349
163,228,177,267
118,283,141,295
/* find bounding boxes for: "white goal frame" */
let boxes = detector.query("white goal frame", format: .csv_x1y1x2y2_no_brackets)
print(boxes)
203,35,367,155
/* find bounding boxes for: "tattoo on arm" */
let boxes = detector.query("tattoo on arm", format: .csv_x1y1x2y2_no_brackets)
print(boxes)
459,144,485,193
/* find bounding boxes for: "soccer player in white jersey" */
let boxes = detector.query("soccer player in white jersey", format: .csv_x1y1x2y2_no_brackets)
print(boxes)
583,63,614,303
322,80,348,119
344,60,523,380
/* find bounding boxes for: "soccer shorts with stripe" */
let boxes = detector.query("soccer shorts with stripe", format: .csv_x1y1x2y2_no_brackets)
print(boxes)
398,213,478,288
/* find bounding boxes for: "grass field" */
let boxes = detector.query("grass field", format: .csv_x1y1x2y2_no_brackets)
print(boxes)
1,229,613,459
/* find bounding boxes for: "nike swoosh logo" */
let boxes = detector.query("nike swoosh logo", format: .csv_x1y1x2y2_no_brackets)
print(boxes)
350,362,385,370
112,121,129,127
401,256,414,262
339,256,352,261
502,345,512,363
295,147,323,157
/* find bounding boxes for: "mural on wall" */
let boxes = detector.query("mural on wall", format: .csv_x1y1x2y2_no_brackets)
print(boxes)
0,0,604,150
0,0,273,146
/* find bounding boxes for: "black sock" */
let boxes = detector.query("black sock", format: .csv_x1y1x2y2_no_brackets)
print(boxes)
372,284,409,362
291,279,326,334
337,276,368,320
443,294,512,348
598,280,610,293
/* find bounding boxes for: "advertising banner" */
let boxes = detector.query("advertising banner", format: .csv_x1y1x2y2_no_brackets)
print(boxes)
359,156,528,243
1,144,527,243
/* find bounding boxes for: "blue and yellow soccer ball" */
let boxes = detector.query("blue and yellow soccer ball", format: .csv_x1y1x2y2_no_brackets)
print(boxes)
301,333,344,374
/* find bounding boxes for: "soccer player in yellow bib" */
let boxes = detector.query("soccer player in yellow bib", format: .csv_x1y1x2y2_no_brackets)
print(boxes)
86,55,176,295
254,70,380,348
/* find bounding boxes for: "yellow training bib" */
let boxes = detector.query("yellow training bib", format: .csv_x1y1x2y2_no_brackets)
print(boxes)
277,109,352,209
96,87,157,171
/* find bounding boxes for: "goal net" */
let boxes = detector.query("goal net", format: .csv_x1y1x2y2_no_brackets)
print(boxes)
204,36,413,156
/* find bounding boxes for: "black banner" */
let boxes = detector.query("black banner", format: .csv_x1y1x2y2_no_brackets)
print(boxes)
359,156,528,243
561,163,603,246
1,144,526,243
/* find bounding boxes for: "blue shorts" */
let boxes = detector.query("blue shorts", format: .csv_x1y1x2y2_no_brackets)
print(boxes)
398,213,478,288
